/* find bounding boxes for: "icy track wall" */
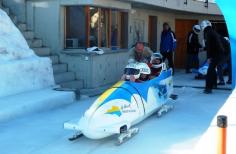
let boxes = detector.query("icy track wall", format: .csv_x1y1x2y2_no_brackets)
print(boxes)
0,9,55,97
216,0,236,88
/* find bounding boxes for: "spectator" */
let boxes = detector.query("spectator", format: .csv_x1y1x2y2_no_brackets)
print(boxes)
217,36,231,85
224,37,232,84
200,20,225,94
160,22,177,73
186,25,202,73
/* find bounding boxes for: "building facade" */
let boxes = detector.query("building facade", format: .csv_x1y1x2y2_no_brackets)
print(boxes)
1,0,227,93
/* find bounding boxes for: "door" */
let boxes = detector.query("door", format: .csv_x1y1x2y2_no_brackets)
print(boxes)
175,19,198,68
148,16,158,51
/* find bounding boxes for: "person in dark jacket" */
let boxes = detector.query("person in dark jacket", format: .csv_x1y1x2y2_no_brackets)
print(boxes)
186,25,202,73
200,20,225,94
160,22,177,73
224,37,232,84
216,36,231,85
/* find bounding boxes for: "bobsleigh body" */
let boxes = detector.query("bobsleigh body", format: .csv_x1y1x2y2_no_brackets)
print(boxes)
64,69,173,140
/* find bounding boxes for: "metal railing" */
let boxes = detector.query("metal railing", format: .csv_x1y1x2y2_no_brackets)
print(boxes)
182,0,210,8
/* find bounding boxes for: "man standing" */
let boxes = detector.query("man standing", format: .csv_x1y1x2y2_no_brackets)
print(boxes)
217,36,231,85
186,25,202,73
201,20,225,94
160,22,177,73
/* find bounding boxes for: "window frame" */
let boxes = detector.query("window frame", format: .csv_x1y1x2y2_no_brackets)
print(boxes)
64,6,127,49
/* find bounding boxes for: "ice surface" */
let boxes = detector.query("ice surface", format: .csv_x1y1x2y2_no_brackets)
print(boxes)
0,87,231,154
194,89,236,154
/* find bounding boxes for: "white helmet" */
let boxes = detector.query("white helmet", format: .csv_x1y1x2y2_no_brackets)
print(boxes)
124,63,140,80
137,63,151,75
200,20,212,31
151,53,163,69
193,25,201,34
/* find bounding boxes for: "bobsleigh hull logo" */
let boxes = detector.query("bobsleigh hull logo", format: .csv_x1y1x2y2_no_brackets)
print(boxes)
106,106,122,117
105,105,136,117
153,83,168,100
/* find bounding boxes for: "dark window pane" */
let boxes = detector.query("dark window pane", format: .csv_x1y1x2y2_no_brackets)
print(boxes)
120,12,128,49
111,10,119,49
65,6,86,48
100,9,109,47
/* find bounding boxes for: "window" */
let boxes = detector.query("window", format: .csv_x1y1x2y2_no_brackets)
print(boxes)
111,10,120,49
89,7,99,47
65,6,86,48
110,11,128,49
65,6,128,49
100,9,109,47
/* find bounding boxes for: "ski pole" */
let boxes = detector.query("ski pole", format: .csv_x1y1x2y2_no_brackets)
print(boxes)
217,115,227,154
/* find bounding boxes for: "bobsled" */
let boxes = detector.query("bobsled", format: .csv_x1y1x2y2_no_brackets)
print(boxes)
64,67,175,144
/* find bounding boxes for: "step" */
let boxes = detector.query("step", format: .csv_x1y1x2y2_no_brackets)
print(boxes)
60,80,84,90
54,72,76,84
2,7,9,15
32,47,51,56
18,23,27,31
22,31,34,39
9,14,17,24
80,84,112,97
0,88,76,122
27,39,43,48
49,55,59,64
52,63,67,74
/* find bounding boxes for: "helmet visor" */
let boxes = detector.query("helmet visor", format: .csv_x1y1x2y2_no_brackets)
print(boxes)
124,68,140,75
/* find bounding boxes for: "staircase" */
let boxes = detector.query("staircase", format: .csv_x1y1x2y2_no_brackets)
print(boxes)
0,1,83,96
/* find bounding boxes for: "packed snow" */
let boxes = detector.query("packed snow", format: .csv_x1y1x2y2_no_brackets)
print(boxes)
0,9,54,97
0,9,34,61
0,87,231,154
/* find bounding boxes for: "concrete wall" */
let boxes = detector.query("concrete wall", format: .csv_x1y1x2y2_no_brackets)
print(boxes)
60,0,131,10
26,1,61,53
122,0,222,15
60,50,129,89
128,8,224,49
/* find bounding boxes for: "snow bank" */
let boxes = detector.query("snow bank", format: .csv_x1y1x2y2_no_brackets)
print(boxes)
0,9,55,97
0,9,35,61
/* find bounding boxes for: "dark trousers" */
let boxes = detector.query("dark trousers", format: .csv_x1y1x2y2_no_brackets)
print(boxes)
186,53,199,71
161,51,174,73
217,64,224,82
205,61,217,90
228,57,232,82
217,55,232,83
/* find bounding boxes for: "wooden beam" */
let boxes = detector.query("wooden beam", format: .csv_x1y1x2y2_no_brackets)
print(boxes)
85,6,90,48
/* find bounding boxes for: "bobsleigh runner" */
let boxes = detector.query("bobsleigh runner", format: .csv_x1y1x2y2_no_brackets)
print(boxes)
63,64,177,145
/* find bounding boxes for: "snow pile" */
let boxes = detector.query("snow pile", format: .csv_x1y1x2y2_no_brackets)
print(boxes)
0,10,35,61
0,9,55,97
